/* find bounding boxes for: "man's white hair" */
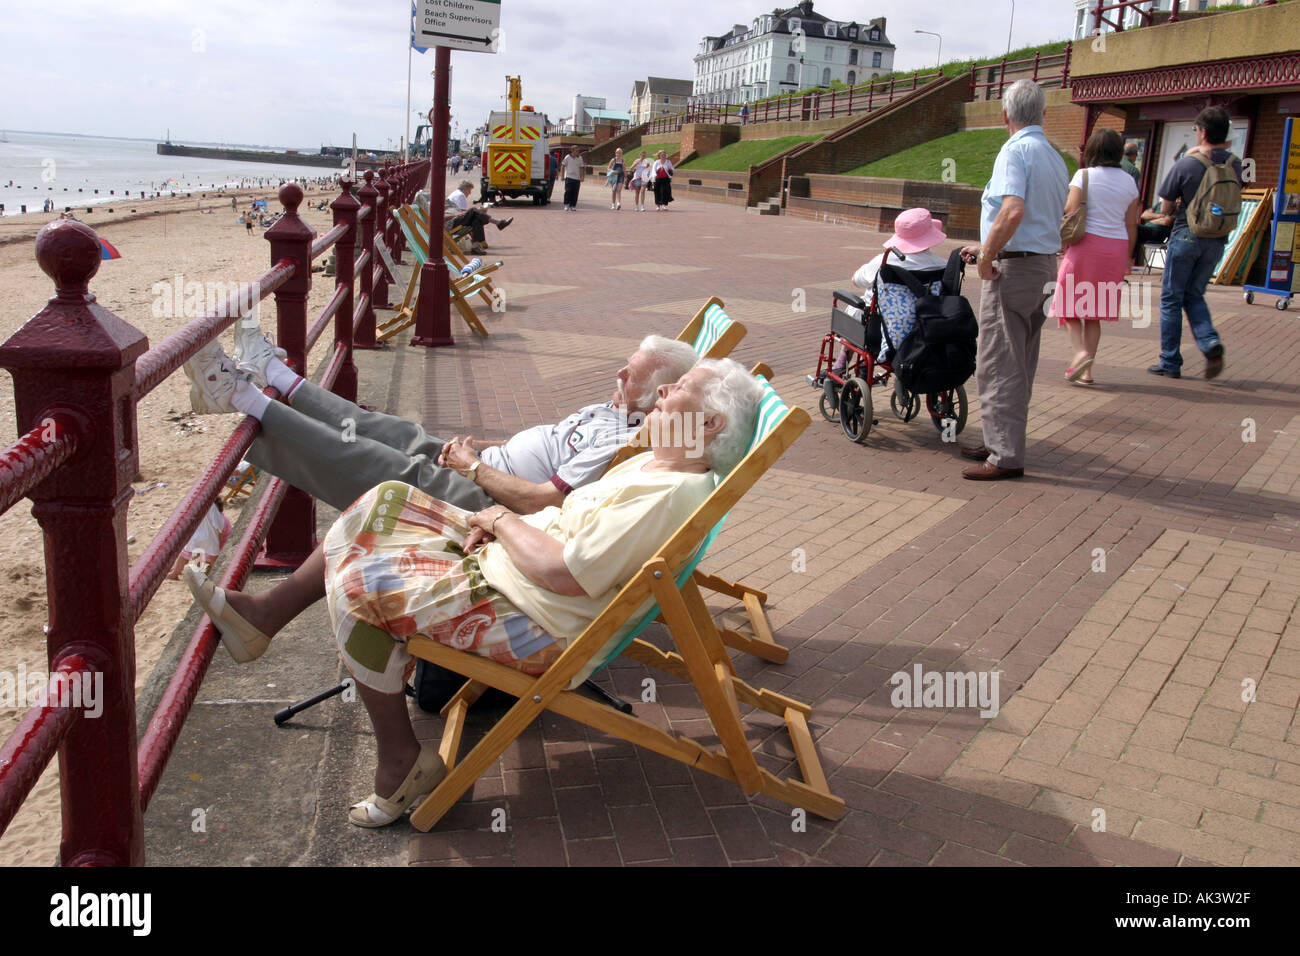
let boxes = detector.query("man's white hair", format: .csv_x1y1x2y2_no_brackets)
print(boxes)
1003,80,1046,128
694,358,764,475
635,335,697,410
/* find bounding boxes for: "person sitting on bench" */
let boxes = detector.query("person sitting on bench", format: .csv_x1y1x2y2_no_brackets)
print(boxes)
181,325,698,519
444,180,512,253
187,359,764,828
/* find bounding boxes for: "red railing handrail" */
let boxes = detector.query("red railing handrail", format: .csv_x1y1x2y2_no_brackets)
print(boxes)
126,393,277,624
0,159,429,864
0,412,81,517
137,473,290,809
0,655,94,835
133,260,297,399
310,221,350,260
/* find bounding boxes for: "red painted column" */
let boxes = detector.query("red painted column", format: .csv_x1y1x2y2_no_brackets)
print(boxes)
258,184,317,568
388,164,407,265
0,219,147,865
355,170,380,347
372,169,393,308
412,48,454,349
330,177,359,403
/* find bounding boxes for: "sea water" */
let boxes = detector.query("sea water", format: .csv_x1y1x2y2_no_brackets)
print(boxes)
0,131,347,216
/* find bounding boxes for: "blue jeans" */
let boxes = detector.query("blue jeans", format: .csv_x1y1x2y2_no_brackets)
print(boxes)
1158,226,1226,370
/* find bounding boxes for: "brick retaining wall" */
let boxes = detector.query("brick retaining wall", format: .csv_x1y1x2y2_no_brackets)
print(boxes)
785,174,982,240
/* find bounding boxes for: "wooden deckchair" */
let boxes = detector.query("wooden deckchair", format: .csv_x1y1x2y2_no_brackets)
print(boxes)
405,375,845,831
604,298,786,665
394,203,503,309
380,205,500,339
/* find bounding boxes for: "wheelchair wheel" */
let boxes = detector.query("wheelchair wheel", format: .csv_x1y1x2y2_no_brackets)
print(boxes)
839,376,873,444
890,380,921,422
927,384,968,441
819,378,841,422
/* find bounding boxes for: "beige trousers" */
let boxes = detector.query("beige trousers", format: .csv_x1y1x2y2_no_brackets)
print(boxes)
974,254,1057,470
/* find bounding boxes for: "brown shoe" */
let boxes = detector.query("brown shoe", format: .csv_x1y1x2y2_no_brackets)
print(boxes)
962,462,1024,481
960,443,990,461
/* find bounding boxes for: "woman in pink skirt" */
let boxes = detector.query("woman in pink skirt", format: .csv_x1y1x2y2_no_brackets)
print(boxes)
1052,128,1140,384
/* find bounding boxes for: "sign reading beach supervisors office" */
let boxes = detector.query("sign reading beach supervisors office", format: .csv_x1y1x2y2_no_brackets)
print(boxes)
417,0,501,52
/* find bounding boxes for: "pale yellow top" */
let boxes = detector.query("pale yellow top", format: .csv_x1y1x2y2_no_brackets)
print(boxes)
476,453,715,644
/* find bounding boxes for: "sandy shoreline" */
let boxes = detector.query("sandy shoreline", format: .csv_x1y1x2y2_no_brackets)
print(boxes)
0,181,352,864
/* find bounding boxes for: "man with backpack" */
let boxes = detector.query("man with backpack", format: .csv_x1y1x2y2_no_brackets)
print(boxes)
1149,106,1242,380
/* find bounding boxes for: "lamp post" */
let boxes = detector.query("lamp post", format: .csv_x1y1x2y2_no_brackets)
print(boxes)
1006,0,1016,57
914,29,942,70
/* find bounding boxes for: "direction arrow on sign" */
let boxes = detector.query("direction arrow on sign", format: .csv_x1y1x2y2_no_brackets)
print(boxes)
417,0,501,53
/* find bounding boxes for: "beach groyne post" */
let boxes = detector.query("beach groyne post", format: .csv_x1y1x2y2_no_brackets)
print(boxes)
258,184,318,567
330,177,360,403
355,171,380,347
0,219,148,865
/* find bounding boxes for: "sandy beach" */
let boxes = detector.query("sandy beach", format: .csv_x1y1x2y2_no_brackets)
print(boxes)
0,183,353,864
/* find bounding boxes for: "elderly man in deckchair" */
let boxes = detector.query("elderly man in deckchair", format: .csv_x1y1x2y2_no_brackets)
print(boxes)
189,359,764,828
181,326,697,517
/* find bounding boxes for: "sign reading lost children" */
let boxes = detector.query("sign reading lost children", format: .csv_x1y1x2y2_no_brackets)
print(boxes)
417,0,501,52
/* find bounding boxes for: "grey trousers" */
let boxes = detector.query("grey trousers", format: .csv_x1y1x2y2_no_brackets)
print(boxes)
246,379,494,513
974,255,1057,470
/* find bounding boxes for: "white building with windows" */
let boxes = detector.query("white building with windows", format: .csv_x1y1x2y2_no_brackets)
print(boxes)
1071,0,1271,38
692,2,895,106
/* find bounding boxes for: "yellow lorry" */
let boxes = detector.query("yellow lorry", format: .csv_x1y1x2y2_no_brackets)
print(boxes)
480,76,556,205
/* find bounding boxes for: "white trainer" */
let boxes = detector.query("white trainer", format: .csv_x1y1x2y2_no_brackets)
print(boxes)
183,349,243,414
232,323,286,388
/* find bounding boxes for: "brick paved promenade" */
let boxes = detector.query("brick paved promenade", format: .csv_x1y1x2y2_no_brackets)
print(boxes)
146,187,1300,867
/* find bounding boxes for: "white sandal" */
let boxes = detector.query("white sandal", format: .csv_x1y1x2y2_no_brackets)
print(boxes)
348,747,447,828
183,565,272,664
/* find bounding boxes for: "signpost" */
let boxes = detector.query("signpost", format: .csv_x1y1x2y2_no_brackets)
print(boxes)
415,1,501,52
411,2,499,348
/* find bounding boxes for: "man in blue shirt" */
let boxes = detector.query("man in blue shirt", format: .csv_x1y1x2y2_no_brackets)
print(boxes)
1148,106,1241,380
959,80,1069,480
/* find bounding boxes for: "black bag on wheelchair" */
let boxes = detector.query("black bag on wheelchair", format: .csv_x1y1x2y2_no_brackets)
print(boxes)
885,249,977,394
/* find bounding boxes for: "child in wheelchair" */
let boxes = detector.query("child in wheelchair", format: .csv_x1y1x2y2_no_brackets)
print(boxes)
808,208,972,444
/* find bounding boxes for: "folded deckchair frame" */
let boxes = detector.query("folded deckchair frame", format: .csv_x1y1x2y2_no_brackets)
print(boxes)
405,377,844,831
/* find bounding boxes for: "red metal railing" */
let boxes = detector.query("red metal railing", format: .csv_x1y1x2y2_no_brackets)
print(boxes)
969,46,1073,102
0,159,426,864
1090,0,1275,34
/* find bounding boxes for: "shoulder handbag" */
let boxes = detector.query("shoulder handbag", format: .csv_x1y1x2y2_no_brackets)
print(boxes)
1059,169,1089,248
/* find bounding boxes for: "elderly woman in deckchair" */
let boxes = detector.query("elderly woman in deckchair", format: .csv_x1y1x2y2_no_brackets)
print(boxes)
200,359,763,828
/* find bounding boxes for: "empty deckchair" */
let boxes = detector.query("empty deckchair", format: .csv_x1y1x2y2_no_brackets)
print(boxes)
405,374,845,831
382,205,500,339
411,203,499,310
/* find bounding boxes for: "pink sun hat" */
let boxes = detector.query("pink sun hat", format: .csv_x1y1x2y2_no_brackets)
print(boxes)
883,208,947,255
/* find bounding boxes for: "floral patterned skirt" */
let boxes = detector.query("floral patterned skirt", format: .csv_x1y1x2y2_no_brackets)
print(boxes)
324,481,560,694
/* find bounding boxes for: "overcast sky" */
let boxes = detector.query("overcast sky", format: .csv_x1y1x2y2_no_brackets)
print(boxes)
2,0,1067,149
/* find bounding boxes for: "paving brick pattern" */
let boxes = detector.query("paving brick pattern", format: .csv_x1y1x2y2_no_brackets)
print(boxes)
375,190,1300,865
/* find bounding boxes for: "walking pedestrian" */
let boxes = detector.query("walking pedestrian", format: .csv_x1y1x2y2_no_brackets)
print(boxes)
958,80,1069,480
560,145,584,211
606,148,626,210
1052,127,1140,385
629,151,651,212
1148,106,1242,380
652,150,675,211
